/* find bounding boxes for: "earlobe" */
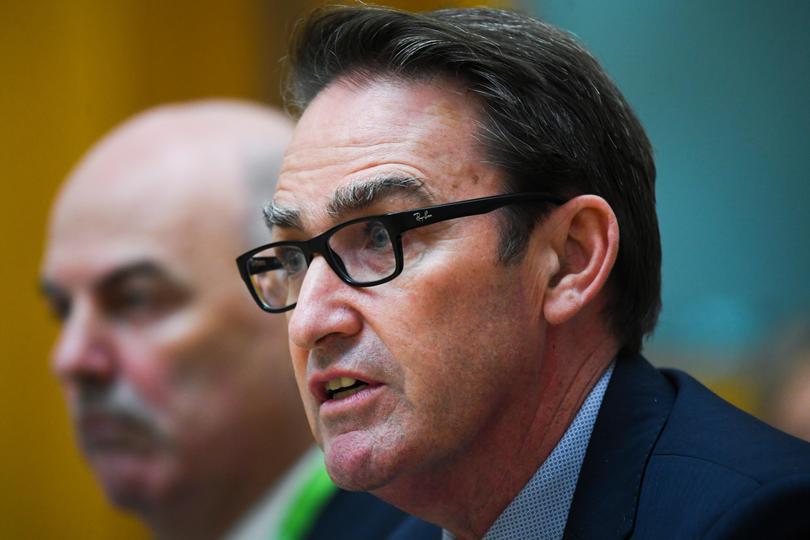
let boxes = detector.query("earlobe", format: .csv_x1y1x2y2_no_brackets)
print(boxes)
542,195,619,326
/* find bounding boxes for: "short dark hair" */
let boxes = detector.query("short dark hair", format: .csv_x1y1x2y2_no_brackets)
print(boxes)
284,5,661,354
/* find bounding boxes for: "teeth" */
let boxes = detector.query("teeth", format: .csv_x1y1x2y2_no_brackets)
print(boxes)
323,376,371,400
333,386,364,400
325,377,357,392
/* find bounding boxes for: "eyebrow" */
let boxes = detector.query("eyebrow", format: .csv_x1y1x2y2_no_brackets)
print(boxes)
264,175,432,232
263,201,304,230
327,176,431,219
40,261,172,297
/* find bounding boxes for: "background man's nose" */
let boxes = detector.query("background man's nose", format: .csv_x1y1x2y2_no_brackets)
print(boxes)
51,299,116,384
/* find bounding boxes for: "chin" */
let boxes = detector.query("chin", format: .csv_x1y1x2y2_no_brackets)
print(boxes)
90,451,174,512
323,433,399,492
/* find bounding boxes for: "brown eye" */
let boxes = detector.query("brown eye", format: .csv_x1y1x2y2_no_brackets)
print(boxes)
106,284,157,319
45,293,72,322
120,287,153,310
40,282,72,322
103,278,187,324
278,247,307,275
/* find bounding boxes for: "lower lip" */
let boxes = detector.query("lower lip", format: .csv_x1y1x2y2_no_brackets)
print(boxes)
319,384,384,416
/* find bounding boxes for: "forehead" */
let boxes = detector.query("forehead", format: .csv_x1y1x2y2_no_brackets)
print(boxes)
43,143,248,289
275,77,503,226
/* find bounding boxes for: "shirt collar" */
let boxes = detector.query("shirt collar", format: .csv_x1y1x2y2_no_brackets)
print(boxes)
443,362,614,540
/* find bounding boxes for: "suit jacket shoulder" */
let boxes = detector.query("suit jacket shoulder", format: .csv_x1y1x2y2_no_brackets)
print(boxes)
564,353,810,540
304,489,412,540
388,516,443,540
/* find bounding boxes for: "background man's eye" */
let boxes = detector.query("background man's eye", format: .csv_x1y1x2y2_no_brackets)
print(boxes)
46,296,71,322
124,290,152,309
102,279,187,324
108,287,156,319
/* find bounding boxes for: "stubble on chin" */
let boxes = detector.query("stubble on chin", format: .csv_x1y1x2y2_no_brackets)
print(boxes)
323,432,392,492
307,335,414,491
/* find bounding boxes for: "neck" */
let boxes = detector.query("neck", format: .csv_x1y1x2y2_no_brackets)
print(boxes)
145,464,277,540
376,316,617,539
147,437,311,540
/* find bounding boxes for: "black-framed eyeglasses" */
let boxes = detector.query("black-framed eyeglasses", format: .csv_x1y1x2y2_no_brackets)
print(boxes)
236,192,565,313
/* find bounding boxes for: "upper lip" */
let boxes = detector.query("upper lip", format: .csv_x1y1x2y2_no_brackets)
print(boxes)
309,369,378,404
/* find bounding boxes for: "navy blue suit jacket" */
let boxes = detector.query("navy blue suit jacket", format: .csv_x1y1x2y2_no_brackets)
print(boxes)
304,489,412,540
393,353,810,539
564,353,810,539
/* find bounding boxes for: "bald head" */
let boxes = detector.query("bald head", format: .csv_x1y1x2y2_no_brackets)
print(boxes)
41,101,311,540
52,100,291,253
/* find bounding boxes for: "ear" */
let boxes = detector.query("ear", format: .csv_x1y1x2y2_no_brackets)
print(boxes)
542,195,619,326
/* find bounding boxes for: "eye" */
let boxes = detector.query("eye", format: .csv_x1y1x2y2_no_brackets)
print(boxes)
107,285,159,319
102,278,187,324
365,222,391,251
44,293,72,322
278,248,307,275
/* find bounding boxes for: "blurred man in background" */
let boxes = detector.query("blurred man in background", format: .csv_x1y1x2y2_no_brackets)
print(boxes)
40,101,408,539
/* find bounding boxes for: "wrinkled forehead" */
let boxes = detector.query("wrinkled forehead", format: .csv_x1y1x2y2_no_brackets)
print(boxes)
273,77,500,233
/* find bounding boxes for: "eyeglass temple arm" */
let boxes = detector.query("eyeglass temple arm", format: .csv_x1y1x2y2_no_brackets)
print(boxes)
394,192,564,233
246,256,283,276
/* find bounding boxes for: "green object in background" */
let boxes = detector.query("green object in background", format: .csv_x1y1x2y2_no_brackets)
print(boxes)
277,460,337,540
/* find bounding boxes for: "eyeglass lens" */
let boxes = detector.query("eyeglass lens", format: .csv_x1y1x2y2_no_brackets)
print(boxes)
247,218,397,310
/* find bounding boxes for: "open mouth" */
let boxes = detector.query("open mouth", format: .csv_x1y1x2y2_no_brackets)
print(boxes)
325,377,369,400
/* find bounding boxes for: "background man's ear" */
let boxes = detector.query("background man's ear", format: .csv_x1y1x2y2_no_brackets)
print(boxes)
542,195,619,325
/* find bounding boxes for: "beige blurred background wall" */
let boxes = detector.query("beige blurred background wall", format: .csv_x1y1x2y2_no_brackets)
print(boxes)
0,1,498,537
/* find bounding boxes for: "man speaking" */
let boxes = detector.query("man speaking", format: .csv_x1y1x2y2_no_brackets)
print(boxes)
236,6,810,539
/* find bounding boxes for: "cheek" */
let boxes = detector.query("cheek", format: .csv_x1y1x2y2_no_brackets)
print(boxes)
113,332,173,406
383,257,520,360
377,263,532,427
290,342,320,438
114,309,221,408
59,384,84,418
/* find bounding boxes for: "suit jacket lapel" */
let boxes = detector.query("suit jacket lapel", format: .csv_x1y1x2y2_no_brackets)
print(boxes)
563,353,675,540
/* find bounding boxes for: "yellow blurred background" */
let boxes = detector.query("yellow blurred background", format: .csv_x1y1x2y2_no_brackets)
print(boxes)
0,1,496,537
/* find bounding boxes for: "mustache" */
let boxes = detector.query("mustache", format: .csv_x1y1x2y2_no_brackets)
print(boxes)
74,380,167,447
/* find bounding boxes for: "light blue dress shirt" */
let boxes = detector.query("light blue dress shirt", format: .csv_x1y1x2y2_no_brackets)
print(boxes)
442,362,614,540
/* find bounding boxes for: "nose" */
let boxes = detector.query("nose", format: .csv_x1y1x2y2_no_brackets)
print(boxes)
288,256,363,351
51,298,116,385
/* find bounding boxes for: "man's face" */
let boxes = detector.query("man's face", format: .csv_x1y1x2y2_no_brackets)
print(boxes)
274,78,553,496
41,135,299,511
